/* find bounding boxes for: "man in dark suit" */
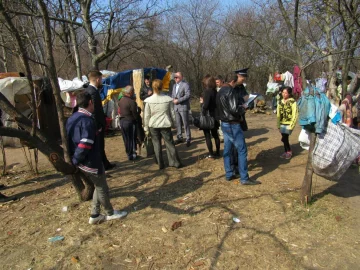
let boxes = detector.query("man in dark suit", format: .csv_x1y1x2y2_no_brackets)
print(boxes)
171,72,191,147
85,70,115,171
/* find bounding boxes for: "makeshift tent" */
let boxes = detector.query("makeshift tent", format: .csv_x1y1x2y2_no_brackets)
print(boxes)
101,67,171,129
0,77,61,146
101,67,171,106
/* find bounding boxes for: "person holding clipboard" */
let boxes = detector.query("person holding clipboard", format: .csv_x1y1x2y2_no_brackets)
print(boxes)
216,68,261,185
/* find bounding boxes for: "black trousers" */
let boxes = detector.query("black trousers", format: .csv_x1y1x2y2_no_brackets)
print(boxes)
150,127,182,169
281,133,291,152
99,128,111,168
120,119,137,160
203,127,220,156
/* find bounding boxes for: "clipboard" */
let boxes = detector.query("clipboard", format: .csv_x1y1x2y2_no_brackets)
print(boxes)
245,94,259,106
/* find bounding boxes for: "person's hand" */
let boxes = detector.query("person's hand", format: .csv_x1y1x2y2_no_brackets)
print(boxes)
145,130,150,137
173,99,178,104
200,97,203,104
242,104,248,109
147,90,152,96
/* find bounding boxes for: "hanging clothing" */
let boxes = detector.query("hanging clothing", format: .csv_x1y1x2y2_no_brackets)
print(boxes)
297,86,331,134
283,71,294,88
293,65,302,95
338,96,353,127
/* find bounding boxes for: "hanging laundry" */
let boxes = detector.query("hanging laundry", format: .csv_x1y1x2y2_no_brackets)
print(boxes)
293,65,302,95
283,71,294,88
315,78,327,93
274,72,282,82
297,86,331,134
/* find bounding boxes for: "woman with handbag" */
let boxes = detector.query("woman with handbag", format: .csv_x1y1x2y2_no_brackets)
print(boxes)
200,76,220,159
144,79,182,169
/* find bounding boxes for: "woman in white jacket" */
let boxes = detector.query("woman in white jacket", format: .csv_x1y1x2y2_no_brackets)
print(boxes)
144,79,182,169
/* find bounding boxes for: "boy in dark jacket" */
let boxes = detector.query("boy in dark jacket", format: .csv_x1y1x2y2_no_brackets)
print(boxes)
66,92,127,224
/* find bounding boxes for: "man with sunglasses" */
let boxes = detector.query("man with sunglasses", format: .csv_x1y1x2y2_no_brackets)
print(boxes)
172,72,192,147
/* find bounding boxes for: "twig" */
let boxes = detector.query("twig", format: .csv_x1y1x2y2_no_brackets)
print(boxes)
22,146,34,172
0,136,6,175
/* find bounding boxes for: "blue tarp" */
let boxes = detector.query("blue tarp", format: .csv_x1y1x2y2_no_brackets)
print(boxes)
100,67,168,100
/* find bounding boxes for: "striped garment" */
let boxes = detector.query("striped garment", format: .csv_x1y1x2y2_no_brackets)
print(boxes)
66,108,103,175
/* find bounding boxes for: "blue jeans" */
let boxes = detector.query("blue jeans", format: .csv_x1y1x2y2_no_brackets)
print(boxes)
221,122,249,181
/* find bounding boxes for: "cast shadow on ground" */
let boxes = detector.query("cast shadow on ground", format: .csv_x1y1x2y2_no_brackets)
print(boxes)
312,167,360,201
248,143,305,181
244,127,269,139
5,172,63,189
8,173,69,199
111,171,212,215
247,137,268,147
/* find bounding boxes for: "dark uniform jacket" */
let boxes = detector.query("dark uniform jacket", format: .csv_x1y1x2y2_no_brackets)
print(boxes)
216,83,246,123
85,85,106,129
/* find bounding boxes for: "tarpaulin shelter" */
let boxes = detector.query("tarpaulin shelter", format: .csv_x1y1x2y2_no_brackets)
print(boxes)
101,67,171,129
0,76,61,146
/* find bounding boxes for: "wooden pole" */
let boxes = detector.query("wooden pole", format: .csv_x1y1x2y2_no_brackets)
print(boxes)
300,132,316,204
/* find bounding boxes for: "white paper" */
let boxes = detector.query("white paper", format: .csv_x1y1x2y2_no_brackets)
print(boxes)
245,94,258,106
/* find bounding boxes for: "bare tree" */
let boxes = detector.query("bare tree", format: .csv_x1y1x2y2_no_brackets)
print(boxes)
77,0,163,70
0,0,94,201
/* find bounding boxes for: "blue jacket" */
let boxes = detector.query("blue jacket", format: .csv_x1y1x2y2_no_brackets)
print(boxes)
297,86,331,133
66,108,104,175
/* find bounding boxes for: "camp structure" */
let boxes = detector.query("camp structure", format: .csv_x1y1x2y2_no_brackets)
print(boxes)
100,67,172,129
0,75,61,146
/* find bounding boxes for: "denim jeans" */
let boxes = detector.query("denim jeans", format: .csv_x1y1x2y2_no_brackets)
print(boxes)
221,122,249,181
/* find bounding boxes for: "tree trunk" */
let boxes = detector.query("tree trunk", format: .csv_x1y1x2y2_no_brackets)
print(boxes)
0,126,94,200
64,0,82,79
300,133,316,204
0,91,94,201
0,136,6,175
0,35,8,72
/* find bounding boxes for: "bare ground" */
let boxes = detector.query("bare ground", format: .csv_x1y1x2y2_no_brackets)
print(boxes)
0,112,359,270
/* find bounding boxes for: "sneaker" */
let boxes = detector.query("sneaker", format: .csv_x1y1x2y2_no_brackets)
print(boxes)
205,155,215,160
89,214,106,225
285,152,292,159
106,210,128,221
280,152,287,158
241,179,261,185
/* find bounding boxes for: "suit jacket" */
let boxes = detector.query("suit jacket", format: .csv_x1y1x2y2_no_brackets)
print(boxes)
85,85,106,129
171,81,190,112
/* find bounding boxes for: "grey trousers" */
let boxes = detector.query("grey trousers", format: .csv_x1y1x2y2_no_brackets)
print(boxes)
175,110,191,141
150,127,182,168
83,171,114,216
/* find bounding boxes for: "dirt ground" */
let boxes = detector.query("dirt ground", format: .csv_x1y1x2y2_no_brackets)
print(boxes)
0,110,359,270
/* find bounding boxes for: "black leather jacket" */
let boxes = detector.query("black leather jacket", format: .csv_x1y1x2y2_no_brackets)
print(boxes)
216,84,246,122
